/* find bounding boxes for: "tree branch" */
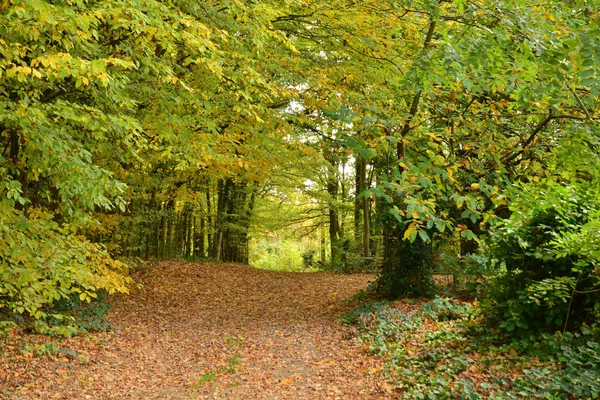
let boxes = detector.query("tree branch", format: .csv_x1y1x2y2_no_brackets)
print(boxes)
272,12,315,23
397,17,437,163
503,113,553,165
565,80,593,120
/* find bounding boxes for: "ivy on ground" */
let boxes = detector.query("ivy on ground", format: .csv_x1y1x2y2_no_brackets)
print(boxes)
341,298,600,399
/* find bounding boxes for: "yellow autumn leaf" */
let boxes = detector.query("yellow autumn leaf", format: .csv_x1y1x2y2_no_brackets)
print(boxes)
403,223,417,240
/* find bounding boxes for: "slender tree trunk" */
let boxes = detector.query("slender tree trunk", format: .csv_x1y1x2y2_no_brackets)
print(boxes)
166,200,174,259
198,213,205,258
206,186,212,254
175,211,182,258
184,208,189,258
238,185,258,264
320,220,326,264
193,215,197,260
210,179,227,260
185,207,192,258
144,214,151,260
360,158,370,257
160,202,167,259
224,182,236,261
154,203,160,259
216,231,223,261
327,159,340,264
354,157,362,241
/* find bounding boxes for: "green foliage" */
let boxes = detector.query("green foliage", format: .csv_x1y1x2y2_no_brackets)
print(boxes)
192,371,217,388
1,0,297,328
301,249,317,269
304,0,600,299
47,292,113,334
249,237,317,272
494,327,600,399
343,298,600,399
1,287,114,336
436,250,495,297
376,234,436,299
341,298,471,355
338,301,389,326
0,206,129,335
20,339,78,359
480,182,600,335
2,0,600,340
421,297,471,321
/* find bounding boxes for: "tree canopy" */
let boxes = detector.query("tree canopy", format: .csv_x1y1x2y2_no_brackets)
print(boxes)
1,0,599,334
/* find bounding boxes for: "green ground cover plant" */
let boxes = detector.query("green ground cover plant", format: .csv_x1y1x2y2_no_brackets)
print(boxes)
341,298,600,399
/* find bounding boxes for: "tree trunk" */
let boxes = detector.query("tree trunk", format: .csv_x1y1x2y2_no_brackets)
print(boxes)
238,185,257,264
206,186,213,254
160,202,167,259
327,159,340,264
207,178,255,264
198,213,205,258
354,157,362,241
460,221,481,256
184,207,189,258
175,211,182,258
320,220,326,264
166,199,174,259
192,215,197,260
360,157,370,257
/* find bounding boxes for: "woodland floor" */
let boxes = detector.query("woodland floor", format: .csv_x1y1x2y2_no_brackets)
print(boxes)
1,262,393,399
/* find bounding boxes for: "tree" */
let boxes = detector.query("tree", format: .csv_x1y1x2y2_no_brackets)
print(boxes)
2,0,599,334
0,0,298,330
273,0,600,296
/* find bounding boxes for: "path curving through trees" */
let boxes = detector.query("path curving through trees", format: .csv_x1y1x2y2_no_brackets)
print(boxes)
2,262,393,399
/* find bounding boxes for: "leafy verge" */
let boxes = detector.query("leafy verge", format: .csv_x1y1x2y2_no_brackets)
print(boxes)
342,298,600,399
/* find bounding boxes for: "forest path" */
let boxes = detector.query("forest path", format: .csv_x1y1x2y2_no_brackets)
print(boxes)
3,262,392,399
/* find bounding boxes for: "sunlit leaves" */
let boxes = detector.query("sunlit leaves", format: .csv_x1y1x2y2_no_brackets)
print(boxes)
1,0,271,327
0,204,130,334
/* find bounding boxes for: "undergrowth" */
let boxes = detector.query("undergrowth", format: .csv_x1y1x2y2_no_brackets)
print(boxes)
340,298,600,399
0,291,113,338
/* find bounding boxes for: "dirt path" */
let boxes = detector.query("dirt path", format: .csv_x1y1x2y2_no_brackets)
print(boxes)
2,262,392,399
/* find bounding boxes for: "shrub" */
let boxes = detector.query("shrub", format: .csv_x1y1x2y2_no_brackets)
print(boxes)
0,207,131,336
481,183,600,335
301,249,317,268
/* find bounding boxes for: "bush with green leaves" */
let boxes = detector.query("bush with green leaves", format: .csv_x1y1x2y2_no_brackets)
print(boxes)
435,248,495,297
45,291,114,334
338,301,389,326
481,182,600,335
0,207,130,336
301,249,317,268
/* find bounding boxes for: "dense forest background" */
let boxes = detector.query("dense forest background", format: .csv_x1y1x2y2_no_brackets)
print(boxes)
1,0,599,358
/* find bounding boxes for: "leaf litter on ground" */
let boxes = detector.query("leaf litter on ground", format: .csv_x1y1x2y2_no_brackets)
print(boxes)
1,262,391,399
